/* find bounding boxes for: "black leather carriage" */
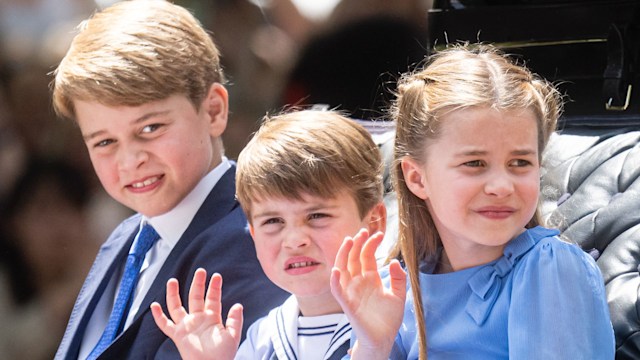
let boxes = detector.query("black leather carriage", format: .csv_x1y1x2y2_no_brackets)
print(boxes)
427,1,640,358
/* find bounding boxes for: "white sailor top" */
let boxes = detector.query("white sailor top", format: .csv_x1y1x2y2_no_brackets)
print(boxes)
236,296,352,360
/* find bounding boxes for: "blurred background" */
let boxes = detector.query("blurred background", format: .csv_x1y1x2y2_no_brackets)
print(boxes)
0,0,429,358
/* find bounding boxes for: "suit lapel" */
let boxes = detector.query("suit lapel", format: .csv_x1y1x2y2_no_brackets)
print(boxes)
61,166,239,358
60,216,140,359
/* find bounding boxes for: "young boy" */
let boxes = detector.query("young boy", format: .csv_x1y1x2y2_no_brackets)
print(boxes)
50,1,288,359
150,109,405,359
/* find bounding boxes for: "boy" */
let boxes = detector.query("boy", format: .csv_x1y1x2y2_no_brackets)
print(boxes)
150,110,403,359
50,1,288,359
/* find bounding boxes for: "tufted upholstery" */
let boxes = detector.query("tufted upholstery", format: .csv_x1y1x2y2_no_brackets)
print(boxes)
540,127,640,359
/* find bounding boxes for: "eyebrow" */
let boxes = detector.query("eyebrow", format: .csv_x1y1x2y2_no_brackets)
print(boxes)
455,149,537,157
251,203,339,220
251,211,279,220
82,110,171,142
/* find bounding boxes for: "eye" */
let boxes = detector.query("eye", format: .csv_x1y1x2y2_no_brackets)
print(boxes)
262,217,283,226
308,213,329,220
463,160,484,167
308,213,333,228
509,159,533,167
94,138,115,148
141,123,162,133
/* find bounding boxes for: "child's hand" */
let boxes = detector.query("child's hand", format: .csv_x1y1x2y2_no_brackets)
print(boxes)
330,229,406,360
150,268,243,360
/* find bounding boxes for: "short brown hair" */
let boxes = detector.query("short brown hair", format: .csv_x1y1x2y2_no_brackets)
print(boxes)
236,109,383,220
51,0,224,121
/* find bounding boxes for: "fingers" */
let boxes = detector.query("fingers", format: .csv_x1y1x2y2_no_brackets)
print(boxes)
188,268,208,314
329,267,344,300
347,229,369,275
360,231,384,273
204,272,224,322
335,229,385,281
334,236,354,276
333,236,354,299
166,278,188,324
388,259,407,300
347,229,385,276
150,302,175,337
226,303,244,347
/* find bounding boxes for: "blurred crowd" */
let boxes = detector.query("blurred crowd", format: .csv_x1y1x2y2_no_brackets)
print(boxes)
0,0,429,358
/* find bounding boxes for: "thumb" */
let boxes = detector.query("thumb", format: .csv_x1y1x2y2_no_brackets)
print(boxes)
388,260,407,300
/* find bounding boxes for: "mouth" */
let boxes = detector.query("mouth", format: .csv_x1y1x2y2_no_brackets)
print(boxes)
127,175,163,190
286,261,319,269
476,207,516,219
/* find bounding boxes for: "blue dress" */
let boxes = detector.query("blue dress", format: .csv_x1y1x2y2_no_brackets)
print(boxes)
387,226,615,359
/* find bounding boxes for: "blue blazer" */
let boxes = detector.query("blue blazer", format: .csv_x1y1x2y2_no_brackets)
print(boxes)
55,166,288,359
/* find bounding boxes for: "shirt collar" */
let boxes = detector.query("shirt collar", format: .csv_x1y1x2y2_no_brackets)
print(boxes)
143,157,232,246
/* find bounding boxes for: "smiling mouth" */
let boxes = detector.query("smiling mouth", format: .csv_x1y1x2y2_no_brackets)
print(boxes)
287,261,319,269
131,176,160,188
477,209,515,219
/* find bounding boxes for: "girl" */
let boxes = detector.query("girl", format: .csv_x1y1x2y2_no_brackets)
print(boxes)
331,44,615,359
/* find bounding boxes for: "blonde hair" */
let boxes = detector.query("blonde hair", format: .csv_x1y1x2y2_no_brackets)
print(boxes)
51,0,224,121
236,109,383,220
390,44,562,360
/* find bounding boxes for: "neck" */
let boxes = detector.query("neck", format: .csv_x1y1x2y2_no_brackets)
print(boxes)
435,251,453,274
440,242,506,272
207,151,223,173
296,293,342,316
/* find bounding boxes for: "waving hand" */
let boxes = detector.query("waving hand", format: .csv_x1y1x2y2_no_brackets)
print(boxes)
330,229,406,360
150,269,243,360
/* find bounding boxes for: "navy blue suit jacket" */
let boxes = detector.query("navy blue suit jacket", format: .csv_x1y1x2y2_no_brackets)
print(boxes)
55,166,288,359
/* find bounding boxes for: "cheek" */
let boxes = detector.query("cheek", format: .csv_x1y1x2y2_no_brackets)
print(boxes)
91,156,118,187
322,238,346,267
254,239,279,265
254,246,272,275
433,179,471,208
173,140,212,173
520,176,541,207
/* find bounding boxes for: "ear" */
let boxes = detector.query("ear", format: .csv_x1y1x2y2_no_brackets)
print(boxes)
401,156,429,200
202,83,229,138
248,222,255,239
365,202,387,234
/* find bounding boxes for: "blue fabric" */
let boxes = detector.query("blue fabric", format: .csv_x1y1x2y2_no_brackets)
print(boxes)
55,167,288,360
86,224,159,360
381,226,615,359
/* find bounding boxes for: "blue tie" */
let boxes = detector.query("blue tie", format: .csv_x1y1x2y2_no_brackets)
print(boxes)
87,223,160,360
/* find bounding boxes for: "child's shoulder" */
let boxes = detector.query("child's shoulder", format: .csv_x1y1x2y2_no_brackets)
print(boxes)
237,295,295,358
513,226,602,283
522,226,593,260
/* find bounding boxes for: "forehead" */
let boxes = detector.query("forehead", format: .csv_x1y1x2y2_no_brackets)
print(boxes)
74,95,194,132
249,189,355,214
438,107,538,142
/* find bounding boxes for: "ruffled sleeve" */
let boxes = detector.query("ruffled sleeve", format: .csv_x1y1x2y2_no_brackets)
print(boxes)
508,230,615,359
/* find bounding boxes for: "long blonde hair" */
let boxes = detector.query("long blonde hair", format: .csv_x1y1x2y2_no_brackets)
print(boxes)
389,44,562,359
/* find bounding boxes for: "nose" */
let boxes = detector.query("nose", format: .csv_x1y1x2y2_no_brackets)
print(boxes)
484,169,514,198
282,227,311,250
117,143,148,171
